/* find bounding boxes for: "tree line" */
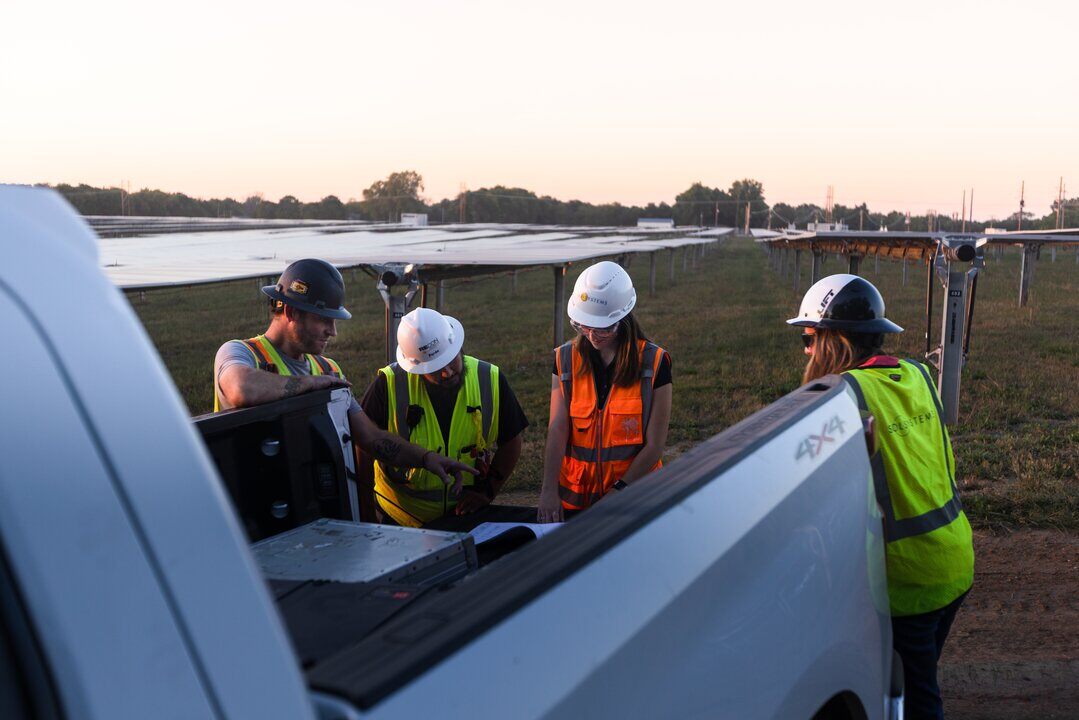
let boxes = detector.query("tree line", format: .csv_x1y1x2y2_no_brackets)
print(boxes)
45,173,1076,231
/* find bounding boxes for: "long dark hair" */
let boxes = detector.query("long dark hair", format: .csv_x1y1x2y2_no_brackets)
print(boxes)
574,312,649,387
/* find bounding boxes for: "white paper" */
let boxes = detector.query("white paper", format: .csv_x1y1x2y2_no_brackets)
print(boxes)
327,388,359,521
469,521,563,545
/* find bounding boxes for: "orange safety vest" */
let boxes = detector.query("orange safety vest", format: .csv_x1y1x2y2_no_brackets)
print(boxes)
554,339,666,510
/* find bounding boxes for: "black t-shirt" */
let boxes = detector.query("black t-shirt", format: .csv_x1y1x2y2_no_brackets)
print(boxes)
552,344,672,408
361,367,529,451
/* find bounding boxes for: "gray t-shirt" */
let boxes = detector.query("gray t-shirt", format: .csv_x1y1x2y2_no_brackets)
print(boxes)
214,339,362,414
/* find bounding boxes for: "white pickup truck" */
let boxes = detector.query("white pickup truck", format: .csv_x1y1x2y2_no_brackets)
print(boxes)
0,186,901,719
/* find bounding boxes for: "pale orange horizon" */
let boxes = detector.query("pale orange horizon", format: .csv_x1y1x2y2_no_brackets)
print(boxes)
2,0,1075,221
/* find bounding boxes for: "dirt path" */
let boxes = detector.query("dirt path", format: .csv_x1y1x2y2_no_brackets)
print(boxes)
940,529,1079,720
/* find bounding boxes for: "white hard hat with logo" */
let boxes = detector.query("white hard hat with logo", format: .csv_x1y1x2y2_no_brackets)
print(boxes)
567,261,637,329
396,308,465,375
787,274,903,333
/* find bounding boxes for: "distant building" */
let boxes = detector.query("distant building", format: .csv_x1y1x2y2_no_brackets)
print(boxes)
637,218,675,228
401,213,428,226
807,221,849,232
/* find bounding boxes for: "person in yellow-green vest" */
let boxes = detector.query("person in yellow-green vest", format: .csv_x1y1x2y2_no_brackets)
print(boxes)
789,273,974,720
359,308,529,528
214,259,477,492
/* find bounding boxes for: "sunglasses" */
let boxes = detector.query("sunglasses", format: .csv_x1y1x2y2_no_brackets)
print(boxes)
571,319,619,338
801,332,815,348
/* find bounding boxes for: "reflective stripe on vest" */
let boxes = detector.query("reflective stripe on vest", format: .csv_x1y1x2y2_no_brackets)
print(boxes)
554,339,666,511
843,358,974,616
212,335,341,412
374,356,500,527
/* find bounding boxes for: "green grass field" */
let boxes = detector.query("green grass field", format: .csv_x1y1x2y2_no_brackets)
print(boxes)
130,238,1079,528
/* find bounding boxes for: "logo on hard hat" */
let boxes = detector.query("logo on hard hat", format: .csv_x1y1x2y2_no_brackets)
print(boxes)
289,280,309,295
580,292,589,302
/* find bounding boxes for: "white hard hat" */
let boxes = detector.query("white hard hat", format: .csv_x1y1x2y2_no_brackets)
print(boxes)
787,274,903,333
396,308,465,375
567,261,637,328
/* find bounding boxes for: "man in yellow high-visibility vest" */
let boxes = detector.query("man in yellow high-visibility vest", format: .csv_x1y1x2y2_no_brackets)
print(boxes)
214,259,477,492
360,308,529,528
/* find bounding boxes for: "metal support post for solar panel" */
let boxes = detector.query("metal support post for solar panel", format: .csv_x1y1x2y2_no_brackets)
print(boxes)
932,238,983,424
902,257,908,286
553,265,566,347
1051,246,1056,263
376,265,421,364
669,249,676,283
435,280,445,311
649,251,657,297
793,249,802,291
810,249,823,284
847,255,861,275
683,247,689,273
1018,244,1037,307
420,283,428,308
511,270,518,296
874,254,880,274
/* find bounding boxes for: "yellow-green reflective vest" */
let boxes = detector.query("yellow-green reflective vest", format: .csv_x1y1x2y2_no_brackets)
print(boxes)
844,359,974,616
374,355,500,527
212,335,342,412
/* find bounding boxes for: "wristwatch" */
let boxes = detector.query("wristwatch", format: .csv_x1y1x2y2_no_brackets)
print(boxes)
612,479,628,492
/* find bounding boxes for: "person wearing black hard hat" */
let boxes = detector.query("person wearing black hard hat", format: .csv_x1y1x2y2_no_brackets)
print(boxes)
214,258,478,491
790,274,974,720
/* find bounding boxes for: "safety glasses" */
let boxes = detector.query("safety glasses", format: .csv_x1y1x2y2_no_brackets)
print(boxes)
801,332,815,348
571,319,618,339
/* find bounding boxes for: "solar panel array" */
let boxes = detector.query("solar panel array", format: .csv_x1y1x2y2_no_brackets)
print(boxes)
98,222,733,290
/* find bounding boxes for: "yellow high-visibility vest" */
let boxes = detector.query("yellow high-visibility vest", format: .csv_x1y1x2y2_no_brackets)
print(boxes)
844,359,974,616
212,335,342,412
374,355,499,527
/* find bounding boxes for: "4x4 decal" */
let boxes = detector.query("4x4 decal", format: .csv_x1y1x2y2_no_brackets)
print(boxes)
796,414,847,461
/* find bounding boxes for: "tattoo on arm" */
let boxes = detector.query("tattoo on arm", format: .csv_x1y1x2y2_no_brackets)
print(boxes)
373,437,403,462
283,377,302,398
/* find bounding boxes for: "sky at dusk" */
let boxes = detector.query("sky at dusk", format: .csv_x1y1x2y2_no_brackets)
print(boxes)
2,0,1075,220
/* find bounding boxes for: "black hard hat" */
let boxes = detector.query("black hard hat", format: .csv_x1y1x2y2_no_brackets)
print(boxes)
787,274,903,334
261,259,352,320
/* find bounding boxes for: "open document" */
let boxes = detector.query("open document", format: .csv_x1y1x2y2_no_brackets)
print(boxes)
469,521,563,545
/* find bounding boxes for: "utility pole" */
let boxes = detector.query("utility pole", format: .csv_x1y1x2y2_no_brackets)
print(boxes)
120,179,131,215
969,188,974,231
1018,180,1025,231
714,201,719,227
961,190,967,233
458,182,467,223
1057,177,1065,229
859,208,864,231
744,202,750,234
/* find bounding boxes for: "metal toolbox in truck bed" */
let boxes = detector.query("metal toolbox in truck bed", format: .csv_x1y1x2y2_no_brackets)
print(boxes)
252,518,478,588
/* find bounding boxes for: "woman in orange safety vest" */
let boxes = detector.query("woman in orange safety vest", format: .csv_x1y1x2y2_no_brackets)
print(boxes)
537,261,672,523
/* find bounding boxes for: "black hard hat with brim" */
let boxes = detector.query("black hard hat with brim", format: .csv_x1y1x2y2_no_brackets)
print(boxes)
262,258,352,320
